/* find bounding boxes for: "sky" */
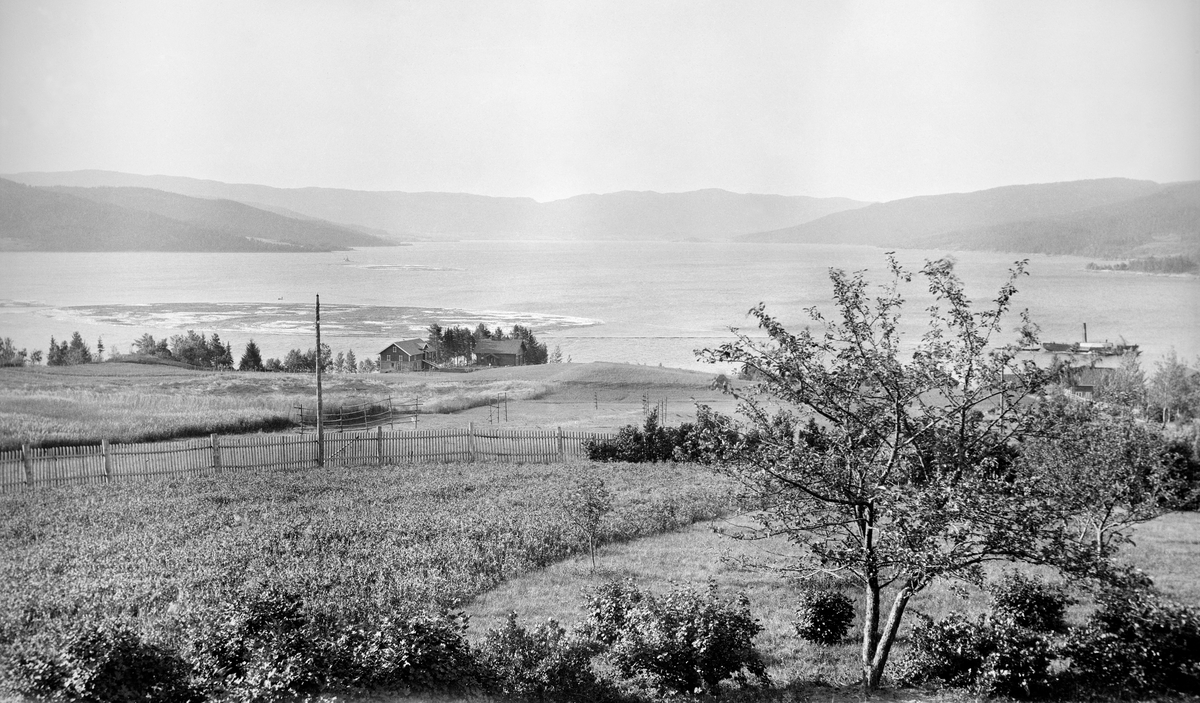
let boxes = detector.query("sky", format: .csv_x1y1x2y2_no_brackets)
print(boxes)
1,0,1197,202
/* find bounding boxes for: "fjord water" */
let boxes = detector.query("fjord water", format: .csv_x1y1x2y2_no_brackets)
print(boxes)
0,242,1196,371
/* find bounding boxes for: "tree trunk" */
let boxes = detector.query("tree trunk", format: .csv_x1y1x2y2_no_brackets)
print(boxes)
860,575,881,691
866,588,912,690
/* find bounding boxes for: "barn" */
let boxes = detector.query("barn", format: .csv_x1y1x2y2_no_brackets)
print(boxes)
379,339,430,372
473,339,526,367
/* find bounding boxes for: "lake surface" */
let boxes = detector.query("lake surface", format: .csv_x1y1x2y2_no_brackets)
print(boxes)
1,242,1196,372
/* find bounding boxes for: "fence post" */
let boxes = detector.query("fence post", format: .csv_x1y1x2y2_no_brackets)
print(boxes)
557,426,564,461
102,439,112,482
468,422,476,462
22,442,33,490
376,425,384,466
211,434,222,473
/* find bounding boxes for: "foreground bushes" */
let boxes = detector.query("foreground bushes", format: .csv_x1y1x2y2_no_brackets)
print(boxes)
897,573,1200,699
2,580,767,702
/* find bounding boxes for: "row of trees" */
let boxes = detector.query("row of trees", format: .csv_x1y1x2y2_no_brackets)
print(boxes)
695,256,1197,691
425,323,550,365
1086,255,1197,274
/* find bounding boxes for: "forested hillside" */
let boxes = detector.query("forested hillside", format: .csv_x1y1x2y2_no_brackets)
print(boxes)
0,178,385,252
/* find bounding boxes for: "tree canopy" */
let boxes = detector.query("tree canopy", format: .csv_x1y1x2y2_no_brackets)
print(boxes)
701,256,1178,690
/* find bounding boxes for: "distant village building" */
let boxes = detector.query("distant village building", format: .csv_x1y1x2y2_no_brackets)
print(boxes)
473,339,526,367
379,339,430,372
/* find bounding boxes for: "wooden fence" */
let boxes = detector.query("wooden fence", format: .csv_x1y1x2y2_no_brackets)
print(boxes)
0,425,612,493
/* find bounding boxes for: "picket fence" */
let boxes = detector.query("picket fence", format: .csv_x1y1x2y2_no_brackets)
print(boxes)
0,425,613,493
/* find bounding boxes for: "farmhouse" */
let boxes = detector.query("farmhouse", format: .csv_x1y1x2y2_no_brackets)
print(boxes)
473,339,525,367
379,339,430,372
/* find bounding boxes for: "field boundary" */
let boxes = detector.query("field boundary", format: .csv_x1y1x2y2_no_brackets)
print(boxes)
0,425,612,492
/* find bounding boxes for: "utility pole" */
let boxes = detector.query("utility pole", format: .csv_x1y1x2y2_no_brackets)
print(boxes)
316,294,324,467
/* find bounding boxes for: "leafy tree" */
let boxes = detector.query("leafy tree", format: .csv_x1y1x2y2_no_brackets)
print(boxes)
133,333,158,355
170,330,210,367
473,323,493,341
239,340,265,372
282,349,308,373
700,257,1122,690
1018,398,1184,568
563,474,613,571
1095,350,1146,408
344,349,357,373
263,357,283,372
29,349,42,365
0,337,29,367
333,351,345,373
1148,349,1198,423
154,338,172,358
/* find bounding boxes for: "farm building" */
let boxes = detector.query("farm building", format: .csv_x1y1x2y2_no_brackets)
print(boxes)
379,339,430,372
473,339,526,367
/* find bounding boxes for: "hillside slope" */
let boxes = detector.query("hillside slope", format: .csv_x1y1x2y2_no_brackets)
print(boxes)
49,186,388,249
920,180,1200,257
0,178,305,252
3,171,868,241
741,179,1166,250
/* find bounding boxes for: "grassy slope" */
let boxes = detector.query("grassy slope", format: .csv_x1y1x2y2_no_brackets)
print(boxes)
0,362,735,449
466,511,1200,689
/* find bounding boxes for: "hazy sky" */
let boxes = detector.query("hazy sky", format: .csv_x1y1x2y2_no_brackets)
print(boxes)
1,0,1197,202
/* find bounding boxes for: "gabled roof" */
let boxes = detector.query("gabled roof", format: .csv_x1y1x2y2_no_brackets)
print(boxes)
474,339,525,356
379,339,429,356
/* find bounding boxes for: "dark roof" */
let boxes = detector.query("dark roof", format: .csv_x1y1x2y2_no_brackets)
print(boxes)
380,339,429,356
474,339,525,356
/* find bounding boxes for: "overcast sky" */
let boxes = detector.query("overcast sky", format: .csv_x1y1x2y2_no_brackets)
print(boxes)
1,0,1197,202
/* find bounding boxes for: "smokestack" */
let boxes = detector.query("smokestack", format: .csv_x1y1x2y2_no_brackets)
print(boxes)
1083,323,1088,343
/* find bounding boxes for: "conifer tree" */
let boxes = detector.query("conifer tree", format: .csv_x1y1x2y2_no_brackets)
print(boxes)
239,339,264,371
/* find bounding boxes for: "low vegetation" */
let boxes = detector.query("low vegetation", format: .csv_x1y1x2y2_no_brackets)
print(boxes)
0,460,731,700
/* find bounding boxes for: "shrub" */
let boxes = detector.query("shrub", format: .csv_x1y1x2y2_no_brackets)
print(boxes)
477,613,602,701
189,584,478,699
326,610,477,691
1,620,198,703
793,589,855,644
187,584,325,701
989,572,1071,633
1063,587,1200,696
582,579,767,695
896,613,1054,700
586,406,743,464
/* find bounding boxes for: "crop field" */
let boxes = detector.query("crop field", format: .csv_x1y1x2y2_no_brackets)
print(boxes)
0,459,731,643
0,361,731,449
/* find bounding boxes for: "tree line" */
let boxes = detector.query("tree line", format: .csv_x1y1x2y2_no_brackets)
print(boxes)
424,323,554,365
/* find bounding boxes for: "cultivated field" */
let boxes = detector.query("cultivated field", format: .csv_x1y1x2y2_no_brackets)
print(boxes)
0,361,736,450
0,460,732,639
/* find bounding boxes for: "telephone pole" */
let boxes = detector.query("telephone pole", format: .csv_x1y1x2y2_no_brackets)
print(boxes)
316,294,324,467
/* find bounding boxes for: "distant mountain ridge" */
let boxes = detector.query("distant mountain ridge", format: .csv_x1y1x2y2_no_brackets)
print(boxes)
0,178,387,252
3,170,868,241
740,178,1199,258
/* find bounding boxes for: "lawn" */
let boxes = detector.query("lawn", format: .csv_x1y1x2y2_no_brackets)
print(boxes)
466,510,1200,690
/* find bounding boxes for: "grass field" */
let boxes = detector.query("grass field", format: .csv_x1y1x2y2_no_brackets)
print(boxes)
0,361,734,449
467,511,1200,690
